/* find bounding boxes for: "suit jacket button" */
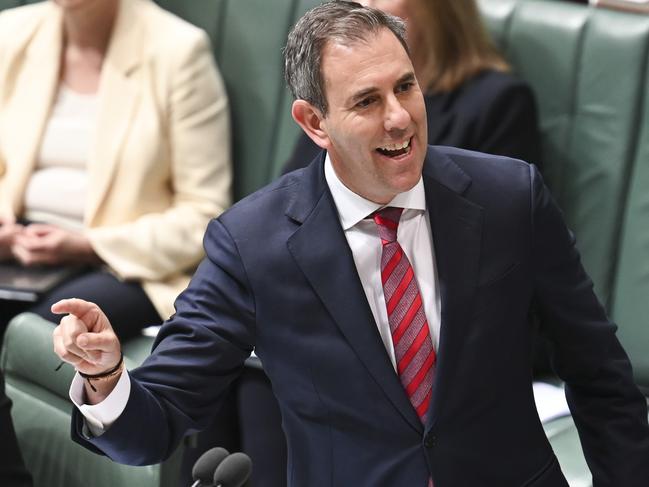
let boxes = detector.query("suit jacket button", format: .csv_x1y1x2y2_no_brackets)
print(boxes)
424,433,436,449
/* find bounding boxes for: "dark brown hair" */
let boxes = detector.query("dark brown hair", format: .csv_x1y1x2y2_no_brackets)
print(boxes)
284,1,409,115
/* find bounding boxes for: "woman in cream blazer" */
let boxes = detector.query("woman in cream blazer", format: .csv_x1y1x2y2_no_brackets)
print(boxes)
0,0,231,335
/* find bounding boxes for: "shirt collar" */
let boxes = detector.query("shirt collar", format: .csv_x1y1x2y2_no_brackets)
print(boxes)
324,153,427,230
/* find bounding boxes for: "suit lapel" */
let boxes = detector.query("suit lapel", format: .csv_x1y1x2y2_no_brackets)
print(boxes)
286,159,423,434
86,0,142,223
3,6,62,215
286,148,484,433
421,148,484,429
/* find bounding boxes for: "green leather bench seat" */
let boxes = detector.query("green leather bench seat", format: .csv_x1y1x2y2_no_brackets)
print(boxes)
479,1,649,486
611,61,649,389
0,313,181,487
480,0,649,307
2,1,649,486
542,416,590,487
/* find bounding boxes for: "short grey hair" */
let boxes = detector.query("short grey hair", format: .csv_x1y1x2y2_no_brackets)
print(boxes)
284,1,409,116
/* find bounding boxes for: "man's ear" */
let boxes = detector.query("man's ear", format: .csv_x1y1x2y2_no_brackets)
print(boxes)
292,100,330,149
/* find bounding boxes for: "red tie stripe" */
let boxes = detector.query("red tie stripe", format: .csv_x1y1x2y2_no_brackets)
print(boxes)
373,207,436,426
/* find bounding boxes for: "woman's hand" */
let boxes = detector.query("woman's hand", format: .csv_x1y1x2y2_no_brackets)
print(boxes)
0,215,23,261
11,223,101,266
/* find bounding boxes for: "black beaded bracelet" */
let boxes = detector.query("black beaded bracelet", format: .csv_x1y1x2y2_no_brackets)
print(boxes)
78,352,124,392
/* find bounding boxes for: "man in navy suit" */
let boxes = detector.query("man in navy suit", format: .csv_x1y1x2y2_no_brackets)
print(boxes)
52,2,649,486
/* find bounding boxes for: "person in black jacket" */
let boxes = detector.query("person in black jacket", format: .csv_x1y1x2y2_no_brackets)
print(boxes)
283,0,541,174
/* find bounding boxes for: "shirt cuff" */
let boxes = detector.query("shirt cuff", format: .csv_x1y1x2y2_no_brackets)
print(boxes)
69,369,131,437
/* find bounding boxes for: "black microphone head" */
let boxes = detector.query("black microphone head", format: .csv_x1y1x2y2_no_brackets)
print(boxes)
213,452,252,487
192,447,230,484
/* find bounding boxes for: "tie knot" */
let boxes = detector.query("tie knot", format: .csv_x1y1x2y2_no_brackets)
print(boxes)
372,207,403,244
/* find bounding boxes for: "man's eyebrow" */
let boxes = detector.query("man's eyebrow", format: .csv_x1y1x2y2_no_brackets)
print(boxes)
396,72,417,85
349,86,378,105
347,71,417,105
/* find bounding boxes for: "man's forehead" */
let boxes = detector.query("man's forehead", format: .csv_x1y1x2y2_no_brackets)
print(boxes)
321,27,399,57
321,35,372,61
321,29,411,87
322,29,408,73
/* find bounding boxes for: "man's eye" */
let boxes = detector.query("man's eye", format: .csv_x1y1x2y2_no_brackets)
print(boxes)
396,82,413,93
356,97,375,108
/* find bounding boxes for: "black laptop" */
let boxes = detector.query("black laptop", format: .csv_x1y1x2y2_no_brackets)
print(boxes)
0,261,82,302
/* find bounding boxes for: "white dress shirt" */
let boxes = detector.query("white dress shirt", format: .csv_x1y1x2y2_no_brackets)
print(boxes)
324,155,441,365
70,153,441,433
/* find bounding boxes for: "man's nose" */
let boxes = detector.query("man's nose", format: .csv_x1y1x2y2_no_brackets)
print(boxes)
383,95,411,132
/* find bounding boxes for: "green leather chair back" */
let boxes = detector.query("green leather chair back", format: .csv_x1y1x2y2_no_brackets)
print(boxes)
156,0,226,44
479,2,649,484
268,0,324,178
157,0,319,200
479,0,649,311
610,71,649,390
0,0,20,8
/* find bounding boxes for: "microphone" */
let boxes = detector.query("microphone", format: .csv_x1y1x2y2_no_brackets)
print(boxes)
190,447,230,487
213,452,252,487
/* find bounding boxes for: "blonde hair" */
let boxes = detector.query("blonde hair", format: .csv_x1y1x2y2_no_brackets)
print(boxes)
408,0,509,93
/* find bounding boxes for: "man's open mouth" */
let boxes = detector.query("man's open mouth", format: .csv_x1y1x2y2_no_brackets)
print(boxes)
376,138,411,158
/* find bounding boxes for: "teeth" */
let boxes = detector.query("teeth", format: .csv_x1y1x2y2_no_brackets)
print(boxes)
379,139,410,152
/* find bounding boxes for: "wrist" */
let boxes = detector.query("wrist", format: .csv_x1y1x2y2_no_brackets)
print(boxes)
79,353,124,393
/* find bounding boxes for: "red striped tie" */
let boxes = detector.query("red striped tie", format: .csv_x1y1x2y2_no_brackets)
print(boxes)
373,207,436,424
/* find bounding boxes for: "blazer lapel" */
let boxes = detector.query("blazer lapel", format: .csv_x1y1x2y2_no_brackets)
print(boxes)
86,0,142,223
2,6,62,215
286,159,423,434
420,148,484,429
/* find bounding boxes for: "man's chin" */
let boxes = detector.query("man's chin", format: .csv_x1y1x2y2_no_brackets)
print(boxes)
386,172,422,197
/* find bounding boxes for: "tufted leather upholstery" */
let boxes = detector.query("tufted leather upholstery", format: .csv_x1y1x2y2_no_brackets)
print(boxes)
3,1,649,486
0,313,181,487
480,1,649,485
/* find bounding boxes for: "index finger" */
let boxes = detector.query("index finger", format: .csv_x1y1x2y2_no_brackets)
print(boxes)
51,298,97,318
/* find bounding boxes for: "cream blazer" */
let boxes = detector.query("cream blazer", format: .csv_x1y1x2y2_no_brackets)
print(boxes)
0,0,232,319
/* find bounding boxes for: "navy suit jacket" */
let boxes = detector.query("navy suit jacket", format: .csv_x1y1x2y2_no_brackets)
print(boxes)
73,147,649,486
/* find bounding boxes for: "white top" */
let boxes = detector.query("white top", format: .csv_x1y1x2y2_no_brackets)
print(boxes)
23,85,97,230
70,153,442,434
